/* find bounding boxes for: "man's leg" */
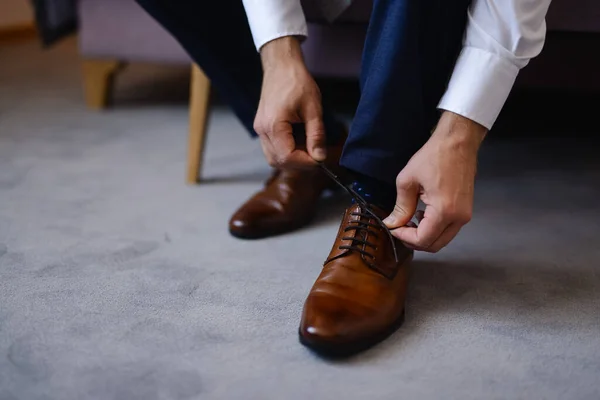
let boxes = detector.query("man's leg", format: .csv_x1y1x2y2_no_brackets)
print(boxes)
136,0,342,143
299,0,472,356
135,0,261,135
136,0,345,239
341,0,472,186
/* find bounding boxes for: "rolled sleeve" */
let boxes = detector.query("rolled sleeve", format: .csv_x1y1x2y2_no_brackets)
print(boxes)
242,0,308,51
438,0,552,130
438,47,519,130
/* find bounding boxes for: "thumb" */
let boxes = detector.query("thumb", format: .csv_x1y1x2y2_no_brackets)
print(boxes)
303,104,327,162
383,176,419,228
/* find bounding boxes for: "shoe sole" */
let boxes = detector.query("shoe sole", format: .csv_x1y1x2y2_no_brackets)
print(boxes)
298,309,406,358
229,220,309,240
228,184,345,240
228,212,317,240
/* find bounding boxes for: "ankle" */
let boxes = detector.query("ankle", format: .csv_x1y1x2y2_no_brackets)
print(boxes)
350,172,396,213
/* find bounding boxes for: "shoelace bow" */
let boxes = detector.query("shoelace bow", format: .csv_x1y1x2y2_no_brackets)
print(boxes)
318,163,399,263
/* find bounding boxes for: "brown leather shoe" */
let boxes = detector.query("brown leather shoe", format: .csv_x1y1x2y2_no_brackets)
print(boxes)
228,143,345,240
299,203,413,356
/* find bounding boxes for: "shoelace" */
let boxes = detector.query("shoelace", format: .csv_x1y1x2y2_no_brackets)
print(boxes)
338,211,382,259
318,163,399,263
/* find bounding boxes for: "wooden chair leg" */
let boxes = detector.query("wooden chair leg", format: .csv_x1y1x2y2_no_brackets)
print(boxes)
81,59,124,110
187,64,211,184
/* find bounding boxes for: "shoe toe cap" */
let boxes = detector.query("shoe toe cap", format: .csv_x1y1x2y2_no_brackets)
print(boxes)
228,207,277,237
299,293,375,344
228,203,294,239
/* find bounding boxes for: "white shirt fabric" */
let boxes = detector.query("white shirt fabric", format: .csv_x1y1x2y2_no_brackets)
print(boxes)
241,0,553,130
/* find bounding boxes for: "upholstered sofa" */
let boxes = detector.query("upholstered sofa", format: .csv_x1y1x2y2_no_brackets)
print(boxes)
76,0,600,183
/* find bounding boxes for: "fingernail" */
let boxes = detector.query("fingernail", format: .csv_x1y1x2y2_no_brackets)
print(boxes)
383,216,395,226
312,148,326,161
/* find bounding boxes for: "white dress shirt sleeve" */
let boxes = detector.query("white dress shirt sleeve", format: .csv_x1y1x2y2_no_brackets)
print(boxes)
438,0,553,129
242,0,308,51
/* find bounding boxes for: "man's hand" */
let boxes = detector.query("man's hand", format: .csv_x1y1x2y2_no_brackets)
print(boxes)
254,37,326,168
383,112,487,252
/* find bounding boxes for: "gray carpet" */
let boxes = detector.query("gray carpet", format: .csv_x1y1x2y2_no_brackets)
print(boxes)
1,39,600,400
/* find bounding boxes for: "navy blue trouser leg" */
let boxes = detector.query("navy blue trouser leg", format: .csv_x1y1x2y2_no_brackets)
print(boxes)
135,0,342,144
340,0,471,184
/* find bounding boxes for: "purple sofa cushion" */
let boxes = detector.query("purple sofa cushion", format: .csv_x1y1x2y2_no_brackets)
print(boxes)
77,0,369,75
303,24,366,78
546,0,600,33
303,0,372,22
78,0,190,63
78,0,600,82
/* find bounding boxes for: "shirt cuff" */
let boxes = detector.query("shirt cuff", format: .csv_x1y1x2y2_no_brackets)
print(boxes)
437,47,520,130
242,0,308,51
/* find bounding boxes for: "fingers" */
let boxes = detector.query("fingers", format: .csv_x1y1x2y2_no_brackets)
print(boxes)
258,135,276,166
303,103,327,162
428,223,462,253
405,210,424,228
391,206,446,250
391,207,464,253
383,174,419,229
257,120,315,168
255,109,323,168
268,120,297,162
414,210,424,224
253,73,325,167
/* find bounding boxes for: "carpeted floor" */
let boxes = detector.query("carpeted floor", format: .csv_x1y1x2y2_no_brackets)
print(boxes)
1,38,599,400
